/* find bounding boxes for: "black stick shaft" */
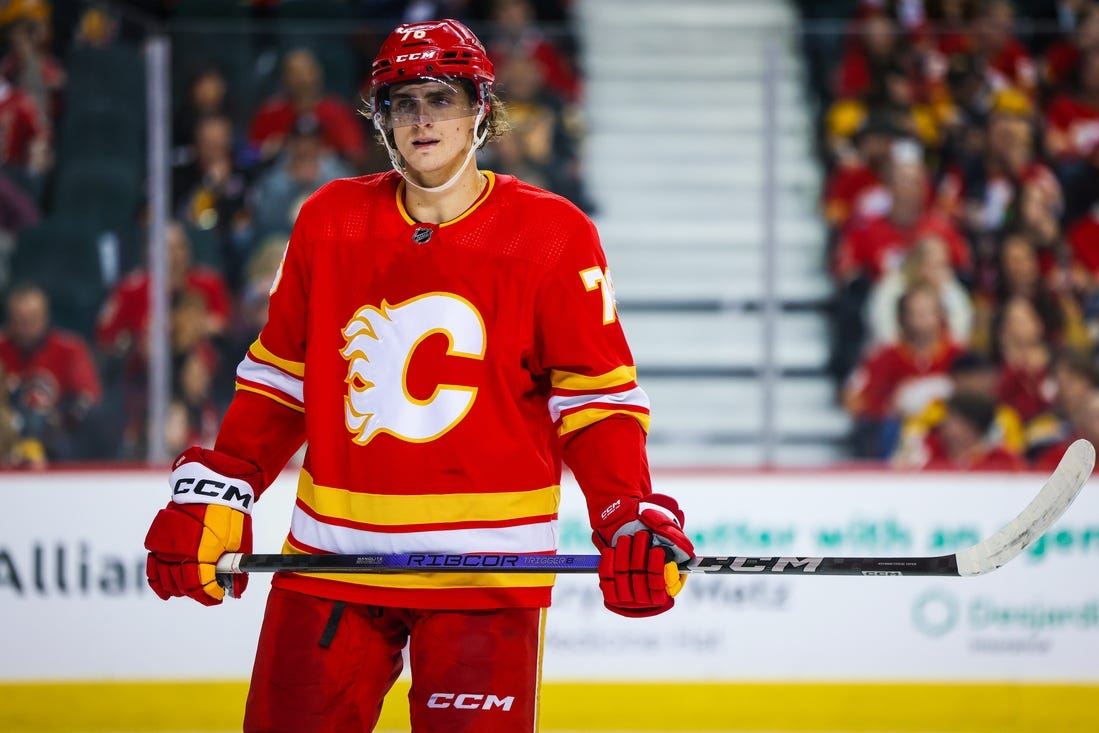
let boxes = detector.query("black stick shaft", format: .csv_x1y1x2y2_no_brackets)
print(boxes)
218,552,962,577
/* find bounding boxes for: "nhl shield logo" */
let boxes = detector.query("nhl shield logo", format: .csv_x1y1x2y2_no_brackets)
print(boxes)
412,226,433,244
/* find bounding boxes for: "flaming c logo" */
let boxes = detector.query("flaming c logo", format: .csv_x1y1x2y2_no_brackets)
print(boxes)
341,293,486,445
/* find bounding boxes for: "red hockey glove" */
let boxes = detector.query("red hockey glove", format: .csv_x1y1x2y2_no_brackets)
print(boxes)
144,447,261,606
592,494,695,618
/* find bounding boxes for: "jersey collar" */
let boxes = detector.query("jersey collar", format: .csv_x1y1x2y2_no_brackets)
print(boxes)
395,170,497,228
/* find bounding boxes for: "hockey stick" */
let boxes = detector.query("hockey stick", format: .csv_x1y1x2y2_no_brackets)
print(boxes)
216,438,1094,584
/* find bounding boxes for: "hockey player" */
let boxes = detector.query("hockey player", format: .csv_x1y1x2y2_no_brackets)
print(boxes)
143,18,694,733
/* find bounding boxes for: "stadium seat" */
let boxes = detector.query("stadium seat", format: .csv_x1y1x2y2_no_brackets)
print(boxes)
10,219,108,338
65,45,146,112
51,157,143,242
57,103,145,167
181,223,225,271
275,0,354,19
172,0,250,18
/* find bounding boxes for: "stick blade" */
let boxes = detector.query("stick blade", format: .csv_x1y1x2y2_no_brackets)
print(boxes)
955,438,1095,576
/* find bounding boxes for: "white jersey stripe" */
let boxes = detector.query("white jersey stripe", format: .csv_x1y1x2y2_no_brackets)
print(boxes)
289,507,560,555
237,354,305,403
548,385,650,422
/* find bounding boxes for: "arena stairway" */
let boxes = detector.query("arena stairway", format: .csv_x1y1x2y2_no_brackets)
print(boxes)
574,0,850,465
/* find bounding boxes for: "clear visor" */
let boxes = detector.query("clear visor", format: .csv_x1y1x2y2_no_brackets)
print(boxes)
377,77,479,129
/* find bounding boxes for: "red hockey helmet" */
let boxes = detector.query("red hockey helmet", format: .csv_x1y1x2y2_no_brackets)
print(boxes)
369,19,495,116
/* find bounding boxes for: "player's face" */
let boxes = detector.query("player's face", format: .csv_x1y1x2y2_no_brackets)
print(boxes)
387,80,479,183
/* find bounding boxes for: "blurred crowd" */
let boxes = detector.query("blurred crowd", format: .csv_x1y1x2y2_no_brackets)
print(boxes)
0,0,589,467
11,0,1092,472
798,0,1099,469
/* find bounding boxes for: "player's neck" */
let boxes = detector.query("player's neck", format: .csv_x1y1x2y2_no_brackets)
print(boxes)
402,166,487,224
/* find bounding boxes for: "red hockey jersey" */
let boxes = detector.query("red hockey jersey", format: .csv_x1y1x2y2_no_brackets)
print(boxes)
229,171,650,609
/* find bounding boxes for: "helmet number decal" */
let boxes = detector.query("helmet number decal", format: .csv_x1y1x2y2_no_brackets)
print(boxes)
579,267,617,325
400,28,427,41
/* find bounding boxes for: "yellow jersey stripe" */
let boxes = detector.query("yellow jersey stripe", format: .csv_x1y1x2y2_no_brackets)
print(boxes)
551,366,637,392
296,470,561,526
235,383,306,413
558,407,650,436
248,338,305,378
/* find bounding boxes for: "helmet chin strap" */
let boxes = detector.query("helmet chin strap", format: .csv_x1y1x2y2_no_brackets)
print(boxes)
375,104,488,194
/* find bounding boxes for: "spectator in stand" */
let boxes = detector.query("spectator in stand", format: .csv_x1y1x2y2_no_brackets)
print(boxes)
484,52,593,211
165,289,222,449
172,64,234,166
893,349,1025,467
921,0,980,62
1067,196,1099,257
1042,2,1099,94
224,235,286,396
96,221,231,372
822,111,897,230
938,88,1058,240
830,147,970,382
1063,101,1099,213
1065,192,1099,305
1015,175,1067,262
1033,388,1099,469
239,235,285,330
0,282,102,463
970,231,1088,354
0,360,29,467
992,295,1057,424
843,283,965,459
165,346,220,456
826,61,944,164
971,0,1037,95
486,0,581,104
0,70,51,200
249,113,352,243
0,1,65,128
835,152,971,285
913,390,1027,469
833,9,910,101
934,51,994,160
112,285,225,459
169,290,219,380
248,47,367,169
172,113,253,289
865,232,974,347
1025,346,1099,459
1044,48,1099,179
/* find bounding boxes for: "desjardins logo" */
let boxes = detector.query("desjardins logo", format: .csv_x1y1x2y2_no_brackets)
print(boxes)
912,589,1099,637
912,590,960,637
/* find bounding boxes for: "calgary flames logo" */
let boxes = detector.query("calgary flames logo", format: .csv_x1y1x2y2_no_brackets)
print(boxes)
341,292,486,445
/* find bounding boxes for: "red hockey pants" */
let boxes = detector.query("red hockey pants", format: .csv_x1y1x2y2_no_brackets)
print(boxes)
243,587,544,732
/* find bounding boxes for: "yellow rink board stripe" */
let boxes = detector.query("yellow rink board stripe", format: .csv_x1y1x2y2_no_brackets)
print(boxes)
2,680,1098,732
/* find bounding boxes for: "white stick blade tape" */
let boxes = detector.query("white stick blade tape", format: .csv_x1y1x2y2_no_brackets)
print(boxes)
956,439,1095,576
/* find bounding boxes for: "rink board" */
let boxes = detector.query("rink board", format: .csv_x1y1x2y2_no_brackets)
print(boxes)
2,469,1099,731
